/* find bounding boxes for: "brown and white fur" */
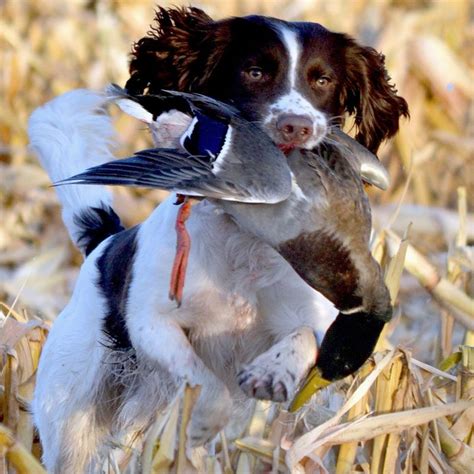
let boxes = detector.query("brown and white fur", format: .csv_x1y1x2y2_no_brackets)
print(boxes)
29,7,407,472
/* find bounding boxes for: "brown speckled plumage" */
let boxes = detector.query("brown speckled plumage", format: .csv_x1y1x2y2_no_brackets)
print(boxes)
279,146,392,379
278,146,391,322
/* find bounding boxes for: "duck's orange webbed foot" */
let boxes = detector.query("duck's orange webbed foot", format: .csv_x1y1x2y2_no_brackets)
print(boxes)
169,195,192,307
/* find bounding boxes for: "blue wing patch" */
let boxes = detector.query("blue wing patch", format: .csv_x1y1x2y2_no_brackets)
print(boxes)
180,112,229,161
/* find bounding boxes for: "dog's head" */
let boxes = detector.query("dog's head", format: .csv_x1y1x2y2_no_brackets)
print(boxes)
126,7,408,153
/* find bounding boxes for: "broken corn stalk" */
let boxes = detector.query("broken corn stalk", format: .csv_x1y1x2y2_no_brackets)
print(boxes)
0,424,46,474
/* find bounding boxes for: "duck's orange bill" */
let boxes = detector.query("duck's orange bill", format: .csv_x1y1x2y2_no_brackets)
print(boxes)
289,367,331,412
169,196,192,307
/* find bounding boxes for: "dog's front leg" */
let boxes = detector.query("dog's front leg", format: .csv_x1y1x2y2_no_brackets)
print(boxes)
129,317,232,446
238,268,337,402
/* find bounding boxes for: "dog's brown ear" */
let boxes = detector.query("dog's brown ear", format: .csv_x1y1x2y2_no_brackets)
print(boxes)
126,6,230,95
341,39,409,153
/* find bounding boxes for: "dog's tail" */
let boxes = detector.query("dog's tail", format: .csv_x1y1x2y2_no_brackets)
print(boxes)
28,89,124,256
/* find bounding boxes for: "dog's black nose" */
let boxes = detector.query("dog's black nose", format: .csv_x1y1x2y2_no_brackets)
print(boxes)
276,114,313,145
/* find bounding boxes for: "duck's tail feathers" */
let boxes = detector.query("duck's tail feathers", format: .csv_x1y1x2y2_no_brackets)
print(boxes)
28,89,124,256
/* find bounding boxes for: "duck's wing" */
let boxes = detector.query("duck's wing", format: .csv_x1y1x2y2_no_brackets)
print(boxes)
107,84,238,124
326,129,390,190
55,148,289,204
102,85,292,202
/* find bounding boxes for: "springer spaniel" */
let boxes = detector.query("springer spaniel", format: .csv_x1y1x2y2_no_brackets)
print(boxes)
29,7,408,472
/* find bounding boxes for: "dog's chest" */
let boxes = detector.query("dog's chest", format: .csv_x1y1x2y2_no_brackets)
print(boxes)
177,287,258,336
179,201,285,311
154,200,288,370
182,290,267,382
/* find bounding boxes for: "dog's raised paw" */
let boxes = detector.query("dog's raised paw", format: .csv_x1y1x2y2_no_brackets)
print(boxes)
237,364,293,402
237,327,317,403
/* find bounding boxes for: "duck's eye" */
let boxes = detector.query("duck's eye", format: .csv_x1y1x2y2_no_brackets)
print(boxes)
245,67,264,81
315,76,331,87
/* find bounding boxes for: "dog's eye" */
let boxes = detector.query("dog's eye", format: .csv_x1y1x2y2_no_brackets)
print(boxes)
315,76,331,87
245,67,264,81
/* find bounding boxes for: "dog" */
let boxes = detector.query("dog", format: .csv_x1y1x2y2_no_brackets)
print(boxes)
29,7,408,472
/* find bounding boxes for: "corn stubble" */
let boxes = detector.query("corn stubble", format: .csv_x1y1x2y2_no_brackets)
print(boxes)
1,0,473,472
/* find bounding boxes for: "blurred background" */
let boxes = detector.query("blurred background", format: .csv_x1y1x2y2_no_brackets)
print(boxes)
0,0,472,359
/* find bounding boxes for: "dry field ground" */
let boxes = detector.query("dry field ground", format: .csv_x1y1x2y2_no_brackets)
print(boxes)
0,0,473,472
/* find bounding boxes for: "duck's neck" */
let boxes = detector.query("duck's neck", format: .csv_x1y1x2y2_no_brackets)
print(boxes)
278,230,363,312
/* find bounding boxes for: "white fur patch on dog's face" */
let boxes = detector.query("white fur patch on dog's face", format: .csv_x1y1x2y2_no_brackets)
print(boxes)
262,25,328,149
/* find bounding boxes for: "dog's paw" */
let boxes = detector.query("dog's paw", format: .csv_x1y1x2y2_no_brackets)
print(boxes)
237,327,317,403
237,364,294,402
187,384,232,447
